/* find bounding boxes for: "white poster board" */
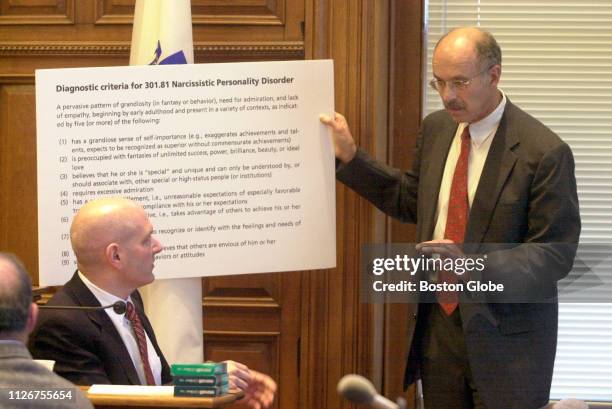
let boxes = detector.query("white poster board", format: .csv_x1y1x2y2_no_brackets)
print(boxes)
36,60,336,285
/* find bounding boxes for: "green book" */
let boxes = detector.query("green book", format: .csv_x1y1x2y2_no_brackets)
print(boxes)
171,362,228,376
174,384,229,397
173,373,229,386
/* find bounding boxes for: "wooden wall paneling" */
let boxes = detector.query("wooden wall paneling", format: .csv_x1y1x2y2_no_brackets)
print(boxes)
191,0,285,26
204,331,280,409
359,0,389,390
95,0,287,26
0,1,304,44
0,0,75,25
203,269,301,409
301,1,351,408
326,3,361,406
194,42,304,63
299,4,326,407
0,0,305,64
384,0,423,407
204,272,280,301
276,271,301,409
204,332,279,377
94,0,137,25
0,78,39,282
0,2,131,42
301,0,390,408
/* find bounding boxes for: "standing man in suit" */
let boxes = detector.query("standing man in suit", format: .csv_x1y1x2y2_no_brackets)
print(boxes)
30,197,276,409
0,252,93,408
321,27,580,409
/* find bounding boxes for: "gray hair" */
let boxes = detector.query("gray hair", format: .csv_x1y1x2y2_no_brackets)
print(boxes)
474,29,502,68
0,253,32,333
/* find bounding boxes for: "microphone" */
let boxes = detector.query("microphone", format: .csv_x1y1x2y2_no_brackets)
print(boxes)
39,300,127,315
337,374,400,409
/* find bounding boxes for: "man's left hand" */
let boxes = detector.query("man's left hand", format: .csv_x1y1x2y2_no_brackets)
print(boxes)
225,360,277,409
416,239,465,259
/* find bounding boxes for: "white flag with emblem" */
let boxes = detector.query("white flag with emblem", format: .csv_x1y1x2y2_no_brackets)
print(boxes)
129,0,203,365
130,0,194,65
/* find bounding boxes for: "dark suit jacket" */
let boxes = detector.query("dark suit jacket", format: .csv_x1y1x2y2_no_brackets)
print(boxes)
337,100,581,409
29,272,172,386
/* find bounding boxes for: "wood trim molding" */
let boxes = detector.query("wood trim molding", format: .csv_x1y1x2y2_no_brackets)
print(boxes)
191,15,284,26
203,330,281,337
0,42,130,56
95,14,284,26
0,15,74,25
0,41,305,58
199,42,303,59
203,298,281,309
0,74,33,84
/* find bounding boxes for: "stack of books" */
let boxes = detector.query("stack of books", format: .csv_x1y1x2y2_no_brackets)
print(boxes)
171,362,229,397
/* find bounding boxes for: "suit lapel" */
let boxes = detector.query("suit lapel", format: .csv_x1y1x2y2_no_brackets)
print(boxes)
419,123,456,241
65,273,141,385
465,103,520,244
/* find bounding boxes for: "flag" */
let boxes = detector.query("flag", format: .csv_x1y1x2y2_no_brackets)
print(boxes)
129,0,203,365
130,0,194,65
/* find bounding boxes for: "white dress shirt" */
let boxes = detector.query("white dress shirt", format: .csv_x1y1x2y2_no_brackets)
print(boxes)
432,91,507,240
78,272,163,385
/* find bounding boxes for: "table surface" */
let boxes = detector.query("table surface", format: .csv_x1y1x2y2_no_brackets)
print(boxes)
82,386,242,408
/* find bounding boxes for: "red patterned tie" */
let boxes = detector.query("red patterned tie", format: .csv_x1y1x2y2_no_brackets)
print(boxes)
438,126,471,315
126,301,156,385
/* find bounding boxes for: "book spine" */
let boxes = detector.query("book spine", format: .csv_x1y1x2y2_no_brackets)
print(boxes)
171,362,227,376
173,374,229,386
173,384,228,397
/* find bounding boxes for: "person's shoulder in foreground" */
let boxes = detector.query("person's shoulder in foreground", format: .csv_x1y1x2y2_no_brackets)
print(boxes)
0,252,93,408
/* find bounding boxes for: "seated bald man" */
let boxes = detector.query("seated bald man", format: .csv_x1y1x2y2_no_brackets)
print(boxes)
30,197,275,409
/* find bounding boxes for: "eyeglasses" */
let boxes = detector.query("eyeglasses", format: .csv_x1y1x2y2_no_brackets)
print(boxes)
429,66,493,92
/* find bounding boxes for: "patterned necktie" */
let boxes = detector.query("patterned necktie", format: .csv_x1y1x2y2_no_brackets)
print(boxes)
438,126,471,315
125,301,156,385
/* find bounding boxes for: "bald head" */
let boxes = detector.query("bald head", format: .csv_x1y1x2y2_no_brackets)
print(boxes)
0,253,35,341
70,198,162,298
435,27,501,71
71,198,143,269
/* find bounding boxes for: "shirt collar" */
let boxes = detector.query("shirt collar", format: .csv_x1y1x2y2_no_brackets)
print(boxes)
78,271,131,310
462,90,507,147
